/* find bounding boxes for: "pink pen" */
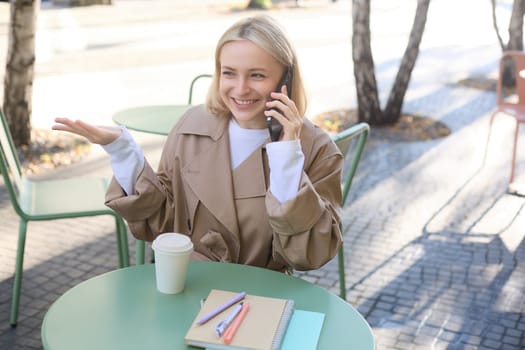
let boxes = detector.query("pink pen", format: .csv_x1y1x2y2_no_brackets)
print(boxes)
223,302,250,344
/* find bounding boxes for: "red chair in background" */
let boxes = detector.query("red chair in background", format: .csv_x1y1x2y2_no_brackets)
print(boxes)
489,51,525,192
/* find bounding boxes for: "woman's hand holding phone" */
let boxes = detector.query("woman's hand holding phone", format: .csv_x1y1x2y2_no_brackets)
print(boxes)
265,85,303,142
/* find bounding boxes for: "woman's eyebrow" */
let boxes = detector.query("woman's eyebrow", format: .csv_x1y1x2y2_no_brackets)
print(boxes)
220,65,270,72
249,68,270,73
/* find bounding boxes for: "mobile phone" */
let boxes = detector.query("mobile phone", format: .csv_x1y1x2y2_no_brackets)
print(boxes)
267,68,293,142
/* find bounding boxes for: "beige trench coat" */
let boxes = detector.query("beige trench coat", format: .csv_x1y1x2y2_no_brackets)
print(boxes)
106,105,343,271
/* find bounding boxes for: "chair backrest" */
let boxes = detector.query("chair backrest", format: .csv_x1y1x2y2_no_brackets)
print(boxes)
332,122,370,206
188,74,213,104
497,51,525,107
0,108,25,215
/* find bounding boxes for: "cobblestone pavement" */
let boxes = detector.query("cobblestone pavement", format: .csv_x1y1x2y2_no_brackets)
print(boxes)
1,0,525,349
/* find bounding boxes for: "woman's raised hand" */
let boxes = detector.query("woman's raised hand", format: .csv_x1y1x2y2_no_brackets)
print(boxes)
52,118,122,145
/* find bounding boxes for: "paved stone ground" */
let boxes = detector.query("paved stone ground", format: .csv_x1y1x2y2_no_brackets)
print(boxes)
1,0,525,349
296,86,525,349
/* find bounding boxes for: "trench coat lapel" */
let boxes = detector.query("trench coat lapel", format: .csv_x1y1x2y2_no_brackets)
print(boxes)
180,113,240,238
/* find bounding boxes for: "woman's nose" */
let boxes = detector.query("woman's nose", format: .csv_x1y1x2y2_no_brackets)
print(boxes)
234,77,250,94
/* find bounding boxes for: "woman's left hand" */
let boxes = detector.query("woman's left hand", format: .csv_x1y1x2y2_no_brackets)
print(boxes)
264,85,303,141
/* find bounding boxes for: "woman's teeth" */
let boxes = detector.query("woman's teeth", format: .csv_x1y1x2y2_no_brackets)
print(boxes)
234,99,256,105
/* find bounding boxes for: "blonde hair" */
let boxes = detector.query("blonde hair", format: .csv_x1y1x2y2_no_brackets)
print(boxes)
206,15,307,118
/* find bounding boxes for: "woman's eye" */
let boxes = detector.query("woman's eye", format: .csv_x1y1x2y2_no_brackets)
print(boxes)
252,73,265,79
221,71,234,77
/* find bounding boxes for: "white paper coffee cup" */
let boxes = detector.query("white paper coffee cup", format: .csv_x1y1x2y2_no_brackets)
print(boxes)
152,233,193,294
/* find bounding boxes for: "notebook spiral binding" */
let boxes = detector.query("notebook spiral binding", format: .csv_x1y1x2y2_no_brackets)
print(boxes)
272,300,295,350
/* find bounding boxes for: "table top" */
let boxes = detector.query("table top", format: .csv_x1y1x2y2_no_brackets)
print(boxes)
112,104,190,135
41,262,375,350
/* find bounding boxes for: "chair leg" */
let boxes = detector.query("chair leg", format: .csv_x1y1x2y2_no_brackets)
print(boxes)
510,119,520,184
483,112,498,167
136,240,145,265
115,216,130,268
337,244,347,300
10,220,28,327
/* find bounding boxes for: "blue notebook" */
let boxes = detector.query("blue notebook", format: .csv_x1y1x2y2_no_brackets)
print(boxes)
281,309,325,350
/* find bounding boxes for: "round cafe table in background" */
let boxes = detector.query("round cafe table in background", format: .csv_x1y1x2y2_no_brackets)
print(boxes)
112,104,190,135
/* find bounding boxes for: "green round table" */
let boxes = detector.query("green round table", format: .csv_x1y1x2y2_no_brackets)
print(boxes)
112,105,190,135
41,261,375,350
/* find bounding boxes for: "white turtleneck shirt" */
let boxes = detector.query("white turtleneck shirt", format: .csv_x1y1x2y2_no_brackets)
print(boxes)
102,119,304,204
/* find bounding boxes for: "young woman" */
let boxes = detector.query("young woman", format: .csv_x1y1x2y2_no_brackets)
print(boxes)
53,15,343,272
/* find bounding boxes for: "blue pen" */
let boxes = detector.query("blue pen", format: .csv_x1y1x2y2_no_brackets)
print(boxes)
196,291,247,325
215,302,243,337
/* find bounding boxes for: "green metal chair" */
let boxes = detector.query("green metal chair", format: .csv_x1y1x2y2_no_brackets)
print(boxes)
0,109,130,326
332,122,370,300
135,239,146,265
188,74,213,105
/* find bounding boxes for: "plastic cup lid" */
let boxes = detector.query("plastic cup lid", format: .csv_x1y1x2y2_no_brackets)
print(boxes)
152,233,193,253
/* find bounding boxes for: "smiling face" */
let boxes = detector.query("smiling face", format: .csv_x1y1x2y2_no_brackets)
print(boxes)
219,40,285,129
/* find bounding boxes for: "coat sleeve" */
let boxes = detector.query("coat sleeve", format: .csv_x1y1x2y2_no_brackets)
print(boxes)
266,134,343,271
105,142,178,242
104,106,211,242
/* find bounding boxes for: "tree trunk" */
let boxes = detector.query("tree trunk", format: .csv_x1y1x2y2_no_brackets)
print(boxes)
352,0,382,124
491,0,506,51
352,0,430,126
502,0,525,85
383,0,431,124
3,0,39,147
247,0,272,9
507,0,525,51
491,0,525,86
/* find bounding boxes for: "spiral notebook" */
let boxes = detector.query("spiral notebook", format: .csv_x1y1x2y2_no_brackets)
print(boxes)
184,289,295,350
